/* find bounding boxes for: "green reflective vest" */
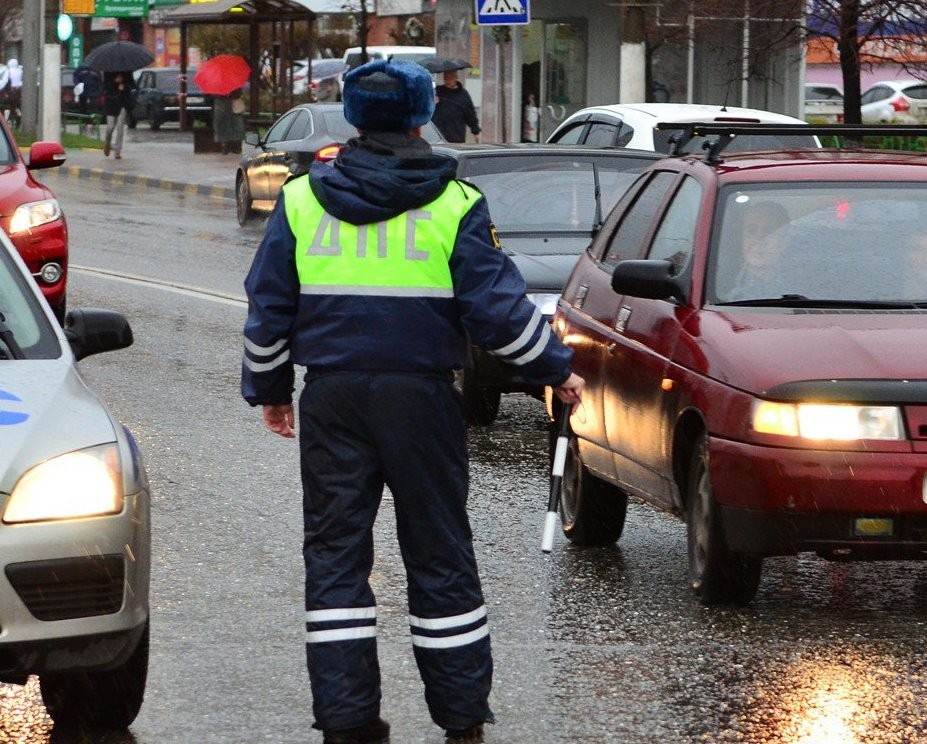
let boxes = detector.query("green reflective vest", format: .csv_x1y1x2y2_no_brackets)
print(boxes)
282,177,481,298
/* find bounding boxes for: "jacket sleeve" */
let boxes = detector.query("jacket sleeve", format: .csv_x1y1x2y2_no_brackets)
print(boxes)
449,195,572,387
464,91,481,135
241,194,300,406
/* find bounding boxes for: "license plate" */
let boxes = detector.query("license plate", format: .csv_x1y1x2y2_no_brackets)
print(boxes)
187,96,204,104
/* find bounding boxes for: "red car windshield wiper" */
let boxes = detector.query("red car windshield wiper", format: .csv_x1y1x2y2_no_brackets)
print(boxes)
715,296,925,310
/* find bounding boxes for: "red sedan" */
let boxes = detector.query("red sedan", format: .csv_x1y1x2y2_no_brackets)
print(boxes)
0,114,68,321
550,124,927,605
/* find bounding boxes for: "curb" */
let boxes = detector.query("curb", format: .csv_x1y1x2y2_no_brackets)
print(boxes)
48,164,236,201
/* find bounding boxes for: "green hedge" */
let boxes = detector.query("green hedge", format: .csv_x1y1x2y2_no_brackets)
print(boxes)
817,134,927,152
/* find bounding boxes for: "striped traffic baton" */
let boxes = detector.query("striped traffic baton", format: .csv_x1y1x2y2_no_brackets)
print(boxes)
541,403,572,553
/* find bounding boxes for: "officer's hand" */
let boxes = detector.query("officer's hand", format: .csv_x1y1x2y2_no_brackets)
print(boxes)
263,403,296,438
553,372,584,405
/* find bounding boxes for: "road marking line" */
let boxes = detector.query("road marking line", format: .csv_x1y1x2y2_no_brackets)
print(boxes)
70,264,247,307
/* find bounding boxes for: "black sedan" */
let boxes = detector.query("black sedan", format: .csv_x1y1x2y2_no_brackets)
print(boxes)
434,144,664,425
132,67,212,130
235,103,444,226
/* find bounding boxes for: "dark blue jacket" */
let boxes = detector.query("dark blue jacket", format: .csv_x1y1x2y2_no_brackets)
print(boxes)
241,132,572,406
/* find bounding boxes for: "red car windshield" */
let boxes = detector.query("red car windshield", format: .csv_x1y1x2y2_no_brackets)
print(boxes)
708,183,927,305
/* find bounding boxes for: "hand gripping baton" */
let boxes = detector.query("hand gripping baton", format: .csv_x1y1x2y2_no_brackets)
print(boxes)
541,403,572,553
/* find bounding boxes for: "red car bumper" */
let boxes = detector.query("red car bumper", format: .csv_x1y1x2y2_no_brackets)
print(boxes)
8,219,68,309
710,437,927,558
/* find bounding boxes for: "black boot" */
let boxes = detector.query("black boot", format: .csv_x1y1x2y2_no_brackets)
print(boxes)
445,724,484,743
322,717,390,744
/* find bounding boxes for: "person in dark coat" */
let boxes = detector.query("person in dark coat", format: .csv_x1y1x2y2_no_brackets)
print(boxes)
432,68,481,143
102,70,135,159
213,88,246,154
241,59,582,744
74,65,102,116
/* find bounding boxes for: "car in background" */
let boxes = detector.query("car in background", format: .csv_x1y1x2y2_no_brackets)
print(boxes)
132,67,212,130
549,123,927,606
235,102,444,226
546,102,817,153
0,113,68,322
0,228,150,731
861,80,927,124
342,45,436,71
61,66,105,116
435,144,664,425
60,66,79,114
803,82,844,123
339,45,436,95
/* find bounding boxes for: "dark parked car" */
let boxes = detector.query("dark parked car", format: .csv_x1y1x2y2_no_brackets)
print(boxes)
435,144,663,424
60,66,78,114
235,102,444,226
132,67,212,130
61,66,104,116
549,123,927,605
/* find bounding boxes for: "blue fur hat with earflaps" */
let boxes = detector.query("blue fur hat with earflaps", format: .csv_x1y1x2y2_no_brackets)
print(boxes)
342,58,435,132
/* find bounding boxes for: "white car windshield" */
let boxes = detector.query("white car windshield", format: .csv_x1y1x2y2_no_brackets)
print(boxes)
652,130,820,154
0,244,59,359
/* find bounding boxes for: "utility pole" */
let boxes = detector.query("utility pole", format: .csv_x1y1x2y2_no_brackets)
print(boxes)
619,1,646,103
21,0,42,136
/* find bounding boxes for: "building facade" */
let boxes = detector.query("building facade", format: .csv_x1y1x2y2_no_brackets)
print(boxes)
436,0,805,143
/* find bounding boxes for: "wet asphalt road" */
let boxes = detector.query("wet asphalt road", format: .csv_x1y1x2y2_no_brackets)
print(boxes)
4,172,927,744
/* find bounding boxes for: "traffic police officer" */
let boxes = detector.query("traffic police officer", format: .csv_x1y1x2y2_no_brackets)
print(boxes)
241,59,583,744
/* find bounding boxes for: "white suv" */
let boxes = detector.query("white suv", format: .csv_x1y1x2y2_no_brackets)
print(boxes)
547,102,816,153
339,45,436,94
341,45,436,70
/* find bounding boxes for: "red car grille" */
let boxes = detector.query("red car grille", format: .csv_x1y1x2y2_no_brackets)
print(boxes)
904,406,927,440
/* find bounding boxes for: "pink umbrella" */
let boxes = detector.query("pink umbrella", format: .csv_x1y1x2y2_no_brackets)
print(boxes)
193,55,251,96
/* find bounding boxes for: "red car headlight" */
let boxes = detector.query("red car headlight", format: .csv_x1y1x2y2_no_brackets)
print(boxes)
752,401,903,441
9,198,62,233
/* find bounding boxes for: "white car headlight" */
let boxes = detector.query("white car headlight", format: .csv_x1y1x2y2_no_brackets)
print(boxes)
527,293,560,317
9,199,62,234
752,401,903,441
3,444,124,524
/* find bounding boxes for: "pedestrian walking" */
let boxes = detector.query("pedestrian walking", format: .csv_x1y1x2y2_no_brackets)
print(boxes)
432,68,481,143
241,58,583,744
102,71,135,160
4,59,21,127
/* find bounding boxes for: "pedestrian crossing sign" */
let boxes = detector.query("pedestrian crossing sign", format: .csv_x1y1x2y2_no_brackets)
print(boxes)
475,0,530,26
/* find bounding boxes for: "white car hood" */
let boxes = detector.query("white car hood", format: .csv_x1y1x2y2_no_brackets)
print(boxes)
0,362,117,492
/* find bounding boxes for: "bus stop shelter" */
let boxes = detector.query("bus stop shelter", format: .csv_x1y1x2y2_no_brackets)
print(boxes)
161,0,318,131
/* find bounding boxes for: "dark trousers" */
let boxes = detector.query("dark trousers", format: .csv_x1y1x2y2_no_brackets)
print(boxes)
299,373,494,731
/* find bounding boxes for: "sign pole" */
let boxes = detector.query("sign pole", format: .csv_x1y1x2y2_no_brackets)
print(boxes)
41,0,62,142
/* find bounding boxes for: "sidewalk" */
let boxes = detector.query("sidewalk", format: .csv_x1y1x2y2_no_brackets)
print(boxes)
51,131,240,200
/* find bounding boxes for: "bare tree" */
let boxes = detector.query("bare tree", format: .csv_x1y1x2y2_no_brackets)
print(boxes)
339,0,372,59
0,0,22,61
802,0,927,123
650,1,927,123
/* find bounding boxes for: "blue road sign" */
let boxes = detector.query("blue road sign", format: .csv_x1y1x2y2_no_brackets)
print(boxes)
475,0,529,26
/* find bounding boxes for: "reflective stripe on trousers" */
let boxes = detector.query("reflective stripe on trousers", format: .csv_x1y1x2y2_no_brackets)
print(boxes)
300,373,494,732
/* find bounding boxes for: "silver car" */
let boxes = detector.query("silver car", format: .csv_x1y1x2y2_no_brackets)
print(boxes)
0,231,150,731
